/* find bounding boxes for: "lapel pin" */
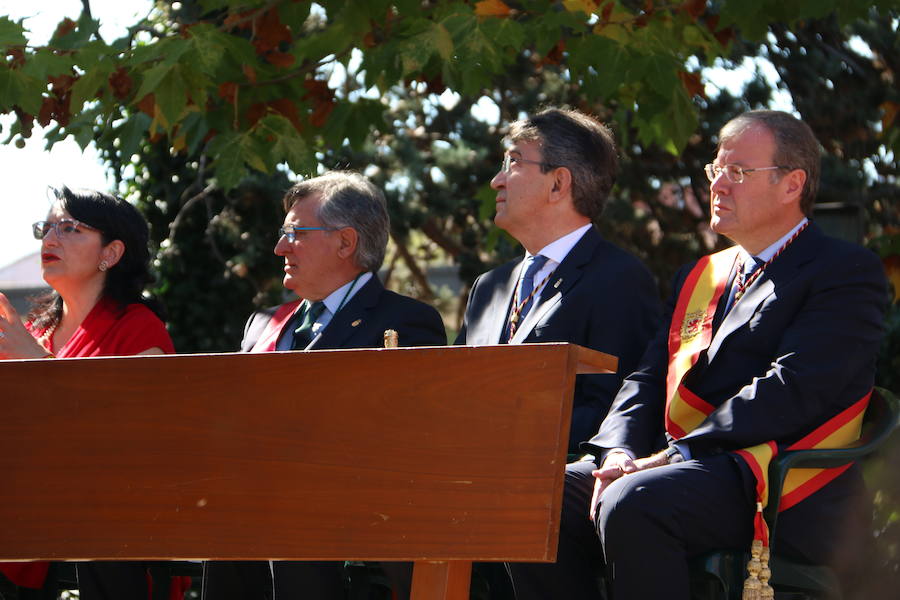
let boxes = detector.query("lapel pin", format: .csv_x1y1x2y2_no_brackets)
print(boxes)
351,319,362,327
554,278,562,288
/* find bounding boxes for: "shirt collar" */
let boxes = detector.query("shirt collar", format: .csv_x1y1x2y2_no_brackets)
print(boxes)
526,223,592,265
320,271,372,315
738,217,808,265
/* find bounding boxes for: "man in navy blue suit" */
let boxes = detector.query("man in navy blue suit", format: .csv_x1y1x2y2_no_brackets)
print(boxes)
457,107,660,453
508,111,887,599
203,171,446,600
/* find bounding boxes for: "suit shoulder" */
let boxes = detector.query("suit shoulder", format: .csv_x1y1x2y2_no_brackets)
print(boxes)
378,289,442,318
471,258,520,287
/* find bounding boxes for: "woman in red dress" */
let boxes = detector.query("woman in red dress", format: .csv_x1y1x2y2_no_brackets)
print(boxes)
0,186,183,600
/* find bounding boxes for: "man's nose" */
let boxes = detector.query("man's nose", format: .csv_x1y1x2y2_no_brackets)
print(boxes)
490,170,506,190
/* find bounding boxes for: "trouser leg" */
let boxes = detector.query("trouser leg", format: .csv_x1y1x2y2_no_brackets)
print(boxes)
597,454,754,600
202,561,272,600
272,561,343,599
76,561,149,600
507,460,605,600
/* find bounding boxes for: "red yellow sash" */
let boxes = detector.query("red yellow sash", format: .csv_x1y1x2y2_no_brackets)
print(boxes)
666,249,870,526
665,247,738,438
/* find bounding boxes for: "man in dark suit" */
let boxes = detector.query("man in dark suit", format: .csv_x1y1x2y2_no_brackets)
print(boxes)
508,111,887,599
203,171,446,600
457,107,660,452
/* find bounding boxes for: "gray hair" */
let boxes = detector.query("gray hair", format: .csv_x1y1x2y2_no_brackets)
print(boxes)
507,107,619,221
719,110,820,216
282,172,389,272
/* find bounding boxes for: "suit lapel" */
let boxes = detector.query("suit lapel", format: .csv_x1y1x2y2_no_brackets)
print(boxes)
707,224,821,361
485,263,522,344
309,276,382,349
509,227,600,344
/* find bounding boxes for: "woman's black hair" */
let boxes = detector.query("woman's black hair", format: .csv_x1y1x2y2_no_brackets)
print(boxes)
29,186,164,329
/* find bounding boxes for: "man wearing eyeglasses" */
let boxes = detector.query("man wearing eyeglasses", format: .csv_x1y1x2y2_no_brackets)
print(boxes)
457,107,660,454
508,110,887,599
203,171,446,600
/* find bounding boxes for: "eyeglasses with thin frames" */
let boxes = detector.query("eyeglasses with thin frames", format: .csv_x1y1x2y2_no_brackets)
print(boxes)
501,153,555,173
278,225,335,243
704,163,792,184
32,219,101,240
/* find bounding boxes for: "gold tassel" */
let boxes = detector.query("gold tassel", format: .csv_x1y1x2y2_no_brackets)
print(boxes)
742,539,763,600
383,329,399,348
759,545,774,599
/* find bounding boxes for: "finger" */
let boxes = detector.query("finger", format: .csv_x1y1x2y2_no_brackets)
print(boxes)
589,479,602,522
591,465,621,479
619,457,638,473
0,292,18,323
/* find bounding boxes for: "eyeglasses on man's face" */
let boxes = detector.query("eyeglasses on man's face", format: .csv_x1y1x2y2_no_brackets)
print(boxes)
501,153,555,173
278,225,334,243
704,163,792,184
32,219,100,240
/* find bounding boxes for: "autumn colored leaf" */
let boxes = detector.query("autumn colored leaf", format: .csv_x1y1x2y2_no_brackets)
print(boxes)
474,0,512,18
563,0,598,14
541,40,567,66
109,68,133,100
136,93,156,117
53,18,77,40
881,101,899,132
680,0,706,19
266,50,295,68
241,64,257,84
302,78,334,128
218,81,238,103
6,47,25,69
48,74,75,93
678,70,705,99
884,255,900,303
38,97,57,127
601,2,614,22
251,9,292,55
270,98,303,132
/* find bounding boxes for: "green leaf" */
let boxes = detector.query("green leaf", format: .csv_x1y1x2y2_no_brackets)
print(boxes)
178,110,209,156
71,65,113,108
257,114,313,173
117,112,152,161
433,23,454,61
186,24,228,77
52,15,100,50
0,66,42,114
21,50,74,82
637,54,680,98
208,132,250,191
0,17,27,46
154,67,188,132
135,64,174,101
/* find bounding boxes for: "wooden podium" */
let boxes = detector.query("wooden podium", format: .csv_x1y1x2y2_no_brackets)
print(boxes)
0,343,615,599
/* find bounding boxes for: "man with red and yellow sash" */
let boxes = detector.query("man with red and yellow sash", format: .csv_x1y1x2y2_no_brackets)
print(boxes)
508,111,887,599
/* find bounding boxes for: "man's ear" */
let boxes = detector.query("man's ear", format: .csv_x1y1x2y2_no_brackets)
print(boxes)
781,168,807,204
336,227,359,260
549,166,572,202
101,240,126,268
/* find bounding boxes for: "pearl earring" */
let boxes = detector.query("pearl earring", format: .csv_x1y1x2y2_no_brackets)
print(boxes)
98,260,109,272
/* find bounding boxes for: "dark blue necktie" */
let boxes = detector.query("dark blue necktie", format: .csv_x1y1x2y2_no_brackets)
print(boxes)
518,254,549,321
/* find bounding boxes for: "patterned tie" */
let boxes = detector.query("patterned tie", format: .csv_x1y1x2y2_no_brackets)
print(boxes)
726,257,763,314
292,300,326,349
518,254,549,321
502,254,549,342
